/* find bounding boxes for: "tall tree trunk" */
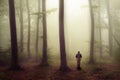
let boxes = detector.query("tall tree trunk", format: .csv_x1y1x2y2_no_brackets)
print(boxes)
20,0,24,53
8,0,21,70
98,0,103,58
59,0,70,71
26,0,31,58
35,0,40,61
106,0,113,56
89,0,95,64
40,0,48,66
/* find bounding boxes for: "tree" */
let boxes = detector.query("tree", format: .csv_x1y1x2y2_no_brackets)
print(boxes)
35,0,41,60
98,0,103,58
8,0,21,70
89,0,95,64
59,0,70,71
31,7,57,62
40,0,49,66
19,0,24,53
26,0,31,58
106,0,113,56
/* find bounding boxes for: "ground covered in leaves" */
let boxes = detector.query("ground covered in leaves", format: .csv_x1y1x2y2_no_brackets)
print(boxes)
0,60,120,80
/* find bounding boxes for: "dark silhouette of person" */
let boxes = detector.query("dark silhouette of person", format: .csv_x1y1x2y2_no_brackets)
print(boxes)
76,51,82,70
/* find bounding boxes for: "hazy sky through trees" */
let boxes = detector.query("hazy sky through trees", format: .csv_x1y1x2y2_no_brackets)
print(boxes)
46,0,90,59
0,0,120,61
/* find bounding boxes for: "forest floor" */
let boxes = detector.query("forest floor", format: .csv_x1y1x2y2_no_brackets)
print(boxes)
0,59,120,80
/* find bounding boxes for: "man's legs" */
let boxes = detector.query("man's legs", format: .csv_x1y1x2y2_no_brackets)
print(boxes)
77,59,81,70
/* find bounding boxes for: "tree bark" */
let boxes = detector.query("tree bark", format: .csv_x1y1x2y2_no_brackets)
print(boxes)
35,0,40,61
59,0,70,71
89,0,95,64
98,0,103,58
40,0,49,66
26,0,31,58
20,0,24,53
106,0,113,56
8,0,21,70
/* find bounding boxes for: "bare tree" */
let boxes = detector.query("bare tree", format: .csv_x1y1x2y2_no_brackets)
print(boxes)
89,0,95,64
40,0,49,66
35,0,41,61
59,0,70,71
106,0,113,56
98,0,103,58
19,0,24,53
8,0,21,70
26,0,31,58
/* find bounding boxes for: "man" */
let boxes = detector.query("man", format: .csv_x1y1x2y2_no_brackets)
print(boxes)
76,51,82,70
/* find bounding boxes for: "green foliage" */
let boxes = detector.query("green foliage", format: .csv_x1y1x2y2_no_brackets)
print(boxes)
113,47,120,63
113,34,120,46
46,8,57,14
40,36,43,39
31,12,42,15
47,48,53,63
96,26,108,29
81,5,99,9
31,8,57,19
0,0,8,16
92,5,99,9
94,40,102,46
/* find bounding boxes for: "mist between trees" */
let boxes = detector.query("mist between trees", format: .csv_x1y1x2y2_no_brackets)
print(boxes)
0,0,120,70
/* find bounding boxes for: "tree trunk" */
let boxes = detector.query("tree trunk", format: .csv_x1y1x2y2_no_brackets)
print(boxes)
26,0,31,58
35,0,40,61
106,0,113,56
89,0,95,64
8,0,21,70
98,0,103,58
59,0,70,71
40,0,48,66
19,0,24,53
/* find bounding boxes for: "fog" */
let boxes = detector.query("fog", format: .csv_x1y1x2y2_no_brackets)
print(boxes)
1,0,120,80
0,0,120,64
47,0,90,60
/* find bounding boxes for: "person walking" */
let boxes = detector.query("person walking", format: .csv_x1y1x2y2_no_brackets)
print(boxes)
76,51,82,70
